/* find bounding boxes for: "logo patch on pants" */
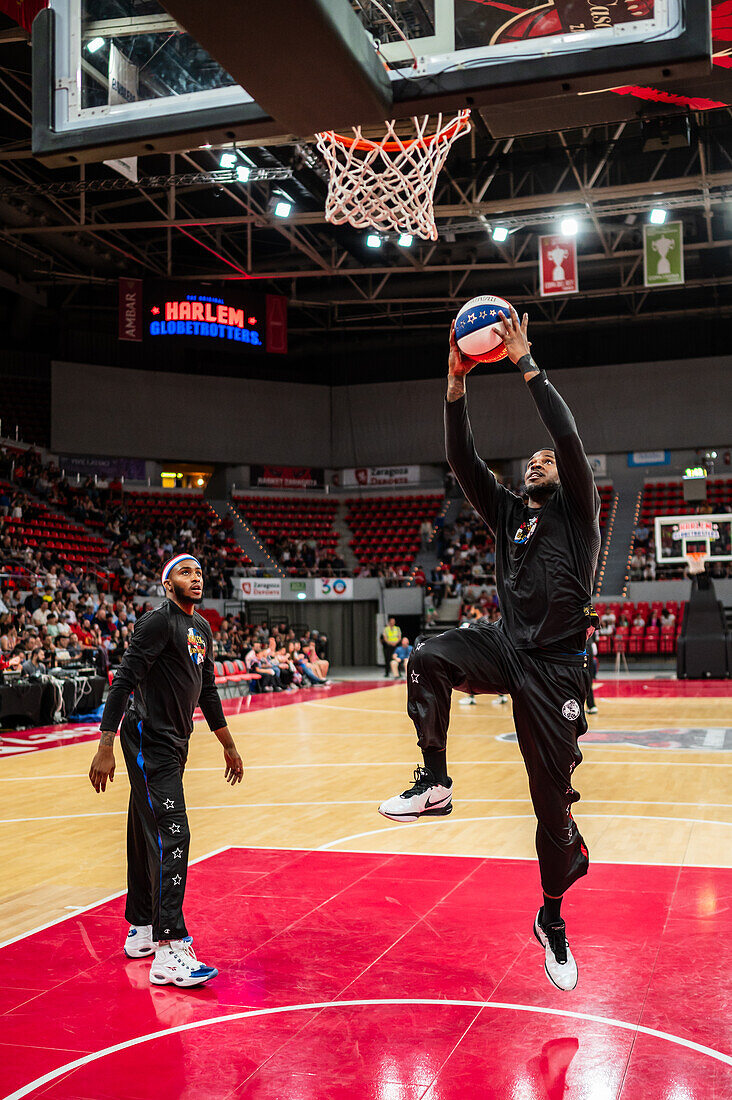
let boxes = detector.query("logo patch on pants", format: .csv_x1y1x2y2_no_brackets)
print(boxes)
562,698,581,721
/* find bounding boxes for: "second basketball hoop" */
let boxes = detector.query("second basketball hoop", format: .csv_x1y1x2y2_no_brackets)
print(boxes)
315,111,471,242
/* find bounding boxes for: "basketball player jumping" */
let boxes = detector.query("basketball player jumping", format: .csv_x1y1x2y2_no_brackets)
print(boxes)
379,307,600,991
89,554,243,987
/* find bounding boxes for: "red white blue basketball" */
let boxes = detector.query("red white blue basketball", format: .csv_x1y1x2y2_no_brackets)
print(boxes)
454,295,512,363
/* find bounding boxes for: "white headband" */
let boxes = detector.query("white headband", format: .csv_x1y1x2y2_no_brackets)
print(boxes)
161,554,202,583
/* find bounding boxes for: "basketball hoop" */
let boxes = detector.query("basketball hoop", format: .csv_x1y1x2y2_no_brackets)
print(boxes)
685,550,708,575
315,111,472,242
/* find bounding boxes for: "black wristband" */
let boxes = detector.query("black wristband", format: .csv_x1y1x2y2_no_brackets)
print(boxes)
517,353,539,376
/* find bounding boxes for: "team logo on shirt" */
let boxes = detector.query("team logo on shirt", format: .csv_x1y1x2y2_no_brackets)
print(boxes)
513,516,538,544
562,698,581,721
187,627,207,665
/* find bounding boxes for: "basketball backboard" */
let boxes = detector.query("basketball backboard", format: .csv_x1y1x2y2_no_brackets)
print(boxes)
33,0,711,166
655,514,732,565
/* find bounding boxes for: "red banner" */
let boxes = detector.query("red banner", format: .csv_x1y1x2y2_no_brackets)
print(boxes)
266,294,288,355
118,277,142,341
539,235,578,297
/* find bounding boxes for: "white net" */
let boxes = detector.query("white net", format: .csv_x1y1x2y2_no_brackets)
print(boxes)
315,111,471,242
686,551,708,576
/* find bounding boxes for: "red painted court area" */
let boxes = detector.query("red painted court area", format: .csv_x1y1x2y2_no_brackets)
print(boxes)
1,848,730,1099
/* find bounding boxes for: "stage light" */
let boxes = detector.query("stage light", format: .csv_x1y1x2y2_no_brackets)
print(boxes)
398,233,413,247
650,208,667,224
296,591,307,600
366,234,382,249
560,217,579,236
274,200,292,218
235,164,251,182
219,151,237,169
492,226,509,242
87,37,105,53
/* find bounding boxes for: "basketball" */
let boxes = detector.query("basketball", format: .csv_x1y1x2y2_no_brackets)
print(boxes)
454,294,513,363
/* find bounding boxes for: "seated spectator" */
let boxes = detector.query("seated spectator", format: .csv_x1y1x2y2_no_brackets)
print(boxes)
22,647,47,677
303,640,329,681
245,642,277,691
390,636,413,679
632,613,646,629
660,607,675,627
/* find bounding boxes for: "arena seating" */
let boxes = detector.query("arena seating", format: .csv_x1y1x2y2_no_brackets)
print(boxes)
346,494,443,572
233,494,339,556
638,478,732,524
213,659,261,695
598,484,614,531
0,480,109,565
594,600,684,656
122,491,250,566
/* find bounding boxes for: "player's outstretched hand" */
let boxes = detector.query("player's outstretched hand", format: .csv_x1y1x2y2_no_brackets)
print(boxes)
224,745,244,785
448,320,480,377
496,305,531,365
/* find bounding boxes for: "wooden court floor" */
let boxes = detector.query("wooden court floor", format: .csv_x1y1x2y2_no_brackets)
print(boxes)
3,680,731,944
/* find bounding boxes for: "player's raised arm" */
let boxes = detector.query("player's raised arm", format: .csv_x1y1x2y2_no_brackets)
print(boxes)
497,307,599,524
444,320,507,531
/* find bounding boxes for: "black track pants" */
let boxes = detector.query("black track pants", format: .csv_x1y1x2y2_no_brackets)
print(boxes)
120,714,190,941
406,622,590,898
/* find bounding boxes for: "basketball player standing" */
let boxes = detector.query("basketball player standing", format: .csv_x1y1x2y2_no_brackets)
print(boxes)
89,554,243,987
379,307,600,991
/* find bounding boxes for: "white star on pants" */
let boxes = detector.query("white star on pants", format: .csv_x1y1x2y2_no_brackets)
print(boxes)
172,847,183,859
410,671,420,683
163,798,175,810
170,823,181,834
172,874,182,886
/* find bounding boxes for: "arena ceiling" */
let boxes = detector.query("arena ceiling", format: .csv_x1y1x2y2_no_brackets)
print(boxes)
0,3,730,385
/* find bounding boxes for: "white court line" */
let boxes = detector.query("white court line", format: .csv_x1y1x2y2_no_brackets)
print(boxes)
316,813,732,851
3,996,730,1099
1,754,731,782
5,800,732,827
0,845,233,951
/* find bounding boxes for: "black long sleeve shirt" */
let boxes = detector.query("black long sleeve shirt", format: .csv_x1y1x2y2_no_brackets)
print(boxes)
445,369,601,652
100,599,226,748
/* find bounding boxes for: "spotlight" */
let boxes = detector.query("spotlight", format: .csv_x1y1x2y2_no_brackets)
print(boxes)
219,151,237,169
86,37,105,53
274,199,293,218
296,591,307,600
235,164,251,183
398,233,413,247
492,226,509,243
560,217,579,236
650,208,667,225
366,234,382,249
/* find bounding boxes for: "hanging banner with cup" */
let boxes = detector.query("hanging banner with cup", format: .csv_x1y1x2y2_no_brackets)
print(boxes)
643,222,684,288
539,234,578,297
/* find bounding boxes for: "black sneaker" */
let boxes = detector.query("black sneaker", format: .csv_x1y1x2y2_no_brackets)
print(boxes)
378,766,453,823
533,911,578,991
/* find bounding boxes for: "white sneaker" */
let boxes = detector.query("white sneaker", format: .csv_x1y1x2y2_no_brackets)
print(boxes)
533,911,578,991
149,937,218,987
587,705,598,714
124,924,156,958
497,694,509,705
378,766,453,823
458,695,476,706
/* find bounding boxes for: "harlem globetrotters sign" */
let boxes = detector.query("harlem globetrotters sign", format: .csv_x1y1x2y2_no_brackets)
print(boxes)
119,280,287,354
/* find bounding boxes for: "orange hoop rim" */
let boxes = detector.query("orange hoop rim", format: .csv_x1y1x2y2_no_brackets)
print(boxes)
321,109,471,154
